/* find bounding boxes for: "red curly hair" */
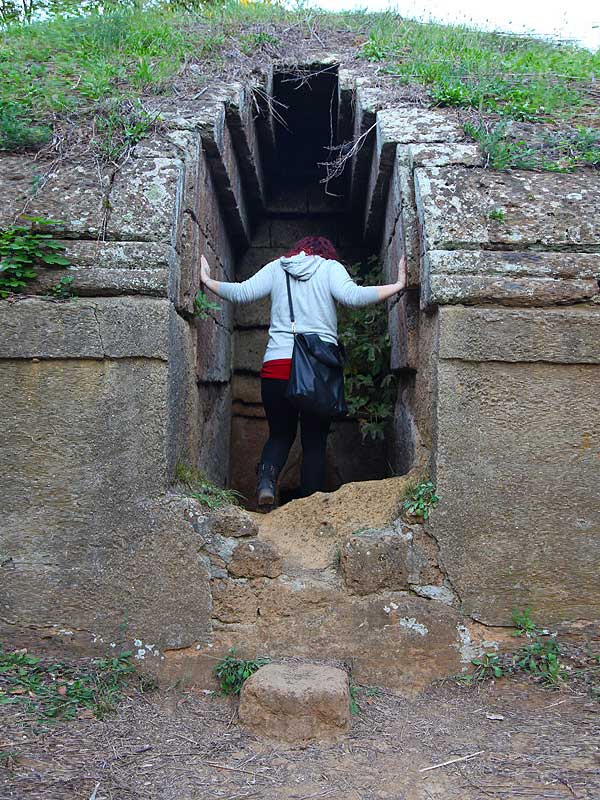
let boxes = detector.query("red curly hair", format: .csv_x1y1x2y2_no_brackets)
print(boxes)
284,236,339,262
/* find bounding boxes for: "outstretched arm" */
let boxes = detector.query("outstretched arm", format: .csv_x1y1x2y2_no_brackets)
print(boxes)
200,254,273,304
330,255,407,307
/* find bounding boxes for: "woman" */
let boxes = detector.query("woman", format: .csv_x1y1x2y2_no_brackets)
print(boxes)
200,236,406,509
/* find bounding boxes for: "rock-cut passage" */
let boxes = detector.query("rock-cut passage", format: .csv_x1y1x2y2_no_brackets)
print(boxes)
229,64,394,509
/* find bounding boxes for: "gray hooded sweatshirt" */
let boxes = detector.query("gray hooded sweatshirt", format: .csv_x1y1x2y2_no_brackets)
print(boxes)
217,252,379,364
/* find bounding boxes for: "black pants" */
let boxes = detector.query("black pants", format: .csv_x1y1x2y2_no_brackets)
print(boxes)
260,378,331,497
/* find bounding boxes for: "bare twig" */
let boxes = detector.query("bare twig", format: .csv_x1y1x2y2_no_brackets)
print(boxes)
420,751,485,772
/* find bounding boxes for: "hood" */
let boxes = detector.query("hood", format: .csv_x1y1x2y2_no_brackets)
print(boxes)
279,251,323,281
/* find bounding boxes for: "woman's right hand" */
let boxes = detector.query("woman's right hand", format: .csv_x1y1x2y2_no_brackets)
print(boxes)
398,254,407,289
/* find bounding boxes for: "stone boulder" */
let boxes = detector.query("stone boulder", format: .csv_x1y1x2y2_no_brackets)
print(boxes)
238,663,351,742
209,505,258,538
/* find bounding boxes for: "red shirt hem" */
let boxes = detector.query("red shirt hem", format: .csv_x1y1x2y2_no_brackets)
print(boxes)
260,358,292,380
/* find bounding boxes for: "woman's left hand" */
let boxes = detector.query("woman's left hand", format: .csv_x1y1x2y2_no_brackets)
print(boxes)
200,254,211,284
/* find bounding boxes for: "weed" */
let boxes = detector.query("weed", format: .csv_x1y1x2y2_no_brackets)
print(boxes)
349,680,383,713
461,652,505,684
511,606,543,637
402,479,439,520
175,462,242,509
338,256,396,441
488,208,505,222
0,216,70,298
239,30,278,56
0,646,146,721
511,636,567,686
47,274,75,299
213,649,269,696
193,289,221,320
91,100,158,164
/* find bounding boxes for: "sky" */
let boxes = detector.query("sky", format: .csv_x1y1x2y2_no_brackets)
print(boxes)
298,0,600,50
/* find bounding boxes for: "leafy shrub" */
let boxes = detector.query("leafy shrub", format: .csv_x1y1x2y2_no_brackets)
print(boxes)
338,256,397,441
0,216,70,298
213,649,269,696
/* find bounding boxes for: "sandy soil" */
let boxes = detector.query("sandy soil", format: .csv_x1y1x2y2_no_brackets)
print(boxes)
2,673,598,800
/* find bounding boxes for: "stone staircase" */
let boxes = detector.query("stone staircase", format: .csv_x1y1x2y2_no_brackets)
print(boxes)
160,476,511,693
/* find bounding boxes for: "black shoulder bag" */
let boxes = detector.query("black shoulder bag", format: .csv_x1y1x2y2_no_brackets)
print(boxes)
284,271,348,419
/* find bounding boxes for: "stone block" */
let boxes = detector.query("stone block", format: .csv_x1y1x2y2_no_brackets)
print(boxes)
341,522,443,595
167,311,200,480
341,526,415,594
422,250,600,307
235,296,271,328
415,165,600,251
106,158,183,243
29,268,168,298
266,186,309,214
235,328,269,373
236,247,281,280
195,314,233,383
228,540,282,579
225,82,267,210
408,142,482,168
208,505,259,538
377,106,464,146
232,373,262,404
196,382,232,487
438,305,600,363
0,492,212,654
0,297,176,360
430,353,600,625
390,288,419,370
238,663,351,742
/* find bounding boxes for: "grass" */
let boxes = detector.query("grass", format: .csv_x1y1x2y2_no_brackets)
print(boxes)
175,462,242,509
0,646,150,721
0,3,598,171
360,14,599,124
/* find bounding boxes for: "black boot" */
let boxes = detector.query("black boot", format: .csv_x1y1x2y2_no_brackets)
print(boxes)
256,463,279,509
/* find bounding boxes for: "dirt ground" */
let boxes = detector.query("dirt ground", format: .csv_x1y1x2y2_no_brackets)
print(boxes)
2,672,598,800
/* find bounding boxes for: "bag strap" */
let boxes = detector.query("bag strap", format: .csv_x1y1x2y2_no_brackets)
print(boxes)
285,272,296,335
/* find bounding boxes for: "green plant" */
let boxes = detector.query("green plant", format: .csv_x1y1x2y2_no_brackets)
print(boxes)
488,208,505,222
464,120,600,172
348,680,382,713
459,652,505,684
92,99,157,164
213,649,269,696
0,216,70,298
338,256,397,441
402,479,439,520
0,646,146,721
175,462,242,509
0,102,51,151
511,636,567,686
193,288,221,320
47,274,74,299
511,606,542,637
